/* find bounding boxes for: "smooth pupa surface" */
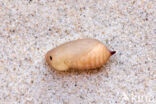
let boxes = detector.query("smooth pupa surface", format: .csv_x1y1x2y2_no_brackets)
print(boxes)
45,38,116,71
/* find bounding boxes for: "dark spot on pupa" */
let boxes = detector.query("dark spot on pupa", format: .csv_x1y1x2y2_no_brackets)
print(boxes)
50,56,52,60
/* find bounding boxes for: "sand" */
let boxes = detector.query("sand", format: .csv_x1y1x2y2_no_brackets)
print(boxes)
0,0,155,104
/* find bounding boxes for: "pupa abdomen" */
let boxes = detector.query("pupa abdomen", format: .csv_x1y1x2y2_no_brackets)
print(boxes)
68,43,111,70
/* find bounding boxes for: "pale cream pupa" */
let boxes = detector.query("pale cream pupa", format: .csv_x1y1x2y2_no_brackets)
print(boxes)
45,38,116,71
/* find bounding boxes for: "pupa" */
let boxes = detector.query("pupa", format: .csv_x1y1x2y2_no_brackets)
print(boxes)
45,38,116,71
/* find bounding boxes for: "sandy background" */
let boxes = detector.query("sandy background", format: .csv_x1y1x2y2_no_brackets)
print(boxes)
0,0,156,104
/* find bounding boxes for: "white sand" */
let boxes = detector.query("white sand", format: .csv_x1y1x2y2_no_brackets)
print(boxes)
0,0,155,104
